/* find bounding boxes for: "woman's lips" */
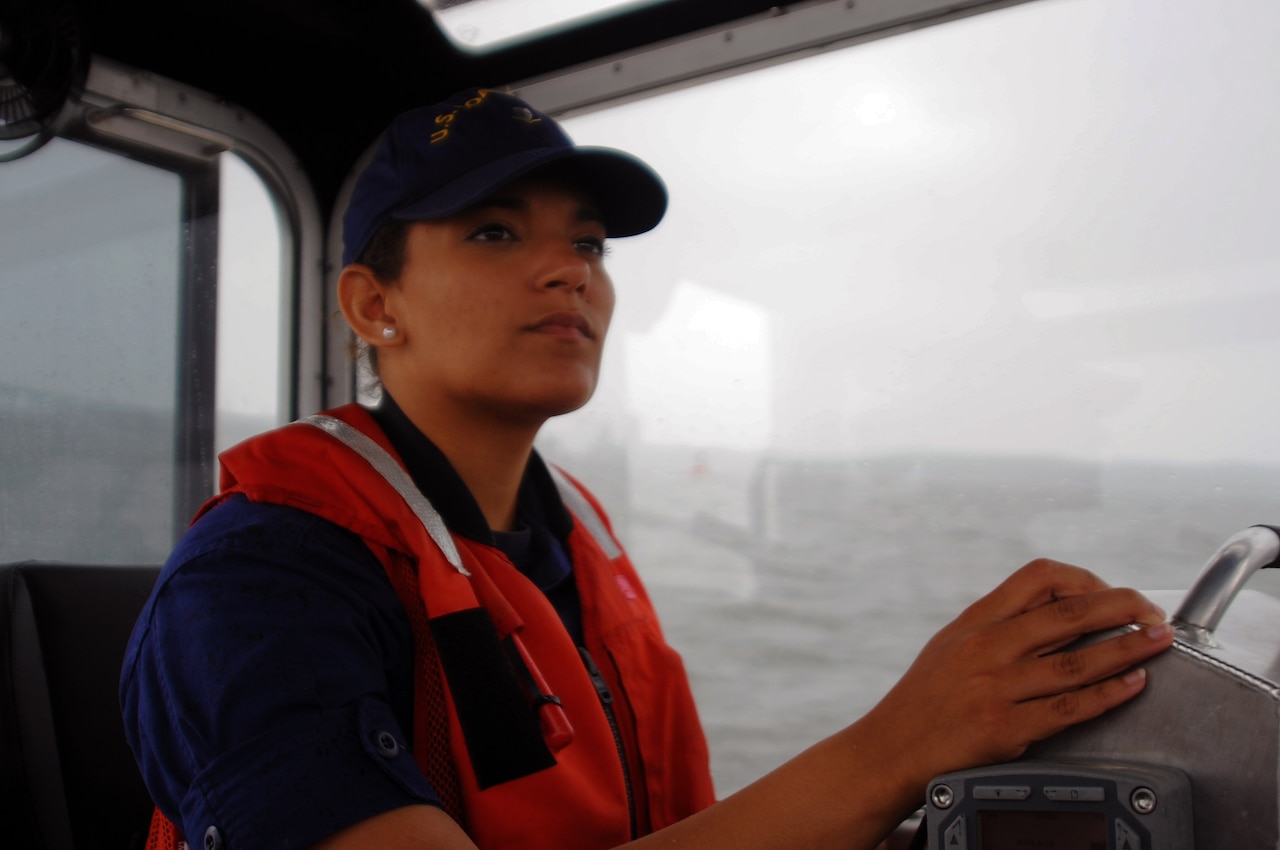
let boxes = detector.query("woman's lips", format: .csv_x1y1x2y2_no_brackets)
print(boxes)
528,312,594,339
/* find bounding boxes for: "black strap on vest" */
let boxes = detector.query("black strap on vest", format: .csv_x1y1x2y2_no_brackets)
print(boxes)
429,609,557,788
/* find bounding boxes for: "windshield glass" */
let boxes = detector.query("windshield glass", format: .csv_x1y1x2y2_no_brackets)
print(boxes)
539,0,1280,795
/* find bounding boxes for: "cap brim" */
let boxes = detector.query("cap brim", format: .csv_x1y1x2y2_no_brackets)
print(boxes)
390,146,667,237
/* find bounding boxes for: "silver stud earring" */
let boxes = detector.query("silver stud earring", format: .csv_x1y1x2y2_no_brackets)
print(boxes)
382,326,396,340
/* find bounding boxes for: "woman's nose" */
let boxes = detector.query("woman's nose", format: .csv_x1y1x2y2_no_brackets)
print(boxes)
533,241,591,293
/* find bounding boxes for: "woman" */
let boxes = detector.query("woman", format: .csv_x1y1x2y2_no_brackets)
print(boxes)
121,87,1173,850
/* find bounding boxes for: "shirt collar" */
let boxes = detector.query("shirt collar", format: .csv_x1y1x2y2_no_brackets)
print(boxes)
370,392,574,546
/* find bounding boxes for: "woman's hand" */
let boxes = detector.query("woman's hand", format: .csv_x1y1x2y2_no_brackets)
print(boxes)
865,558,1174,799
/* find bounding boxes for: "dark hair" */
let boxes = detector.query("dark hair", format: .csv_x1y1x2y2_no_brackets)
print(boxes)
357,218,413,280
350,219,414,382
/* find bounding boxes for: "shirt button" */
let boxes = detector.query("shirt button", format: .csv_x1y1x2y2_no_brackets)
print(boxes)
374,730,400,758
204,826,223,850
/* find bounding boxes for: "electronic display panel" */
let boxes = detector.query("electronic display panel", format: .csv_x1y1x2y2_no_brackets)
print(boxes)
979,809,1107,850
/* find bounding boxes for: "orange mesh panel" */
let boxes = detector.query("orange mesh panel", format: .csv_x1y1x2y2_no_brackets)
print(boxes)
145,807,185,850
381,549,465,825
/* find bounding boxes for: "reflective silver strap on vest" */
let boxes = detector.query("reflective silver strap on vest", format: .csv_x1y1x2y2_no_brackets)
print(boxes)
300,414,619,567
548,466,621,560
300,414,468,575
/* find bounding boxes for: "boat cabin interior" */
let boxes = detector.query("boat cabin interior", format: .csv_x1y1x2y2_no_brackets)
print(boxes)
3,0,1279,847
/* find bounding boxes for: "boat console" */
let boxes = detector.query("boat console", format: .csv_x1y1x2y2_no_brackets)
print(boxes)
925,525,1280,849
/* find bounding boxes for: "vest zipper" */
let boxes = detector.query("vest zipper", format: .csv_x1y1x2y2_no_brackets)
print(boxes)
579,646,638,839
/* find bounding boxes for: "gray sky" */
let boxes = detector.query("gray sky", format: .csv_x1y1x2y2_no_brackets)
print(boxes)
546,0,1280,464
6,0,1277,469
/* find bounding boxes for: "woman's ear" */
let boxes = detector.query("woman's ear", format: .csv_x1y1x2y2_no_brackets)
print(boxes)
338,264,401,348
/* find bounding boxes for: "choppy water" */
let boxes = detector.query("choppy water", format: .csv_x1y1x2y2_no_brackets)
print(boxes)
578,446,1280,796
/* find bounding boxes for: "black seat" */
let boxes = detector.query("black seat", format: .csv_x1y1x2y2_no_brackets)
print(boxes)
1,561,161,850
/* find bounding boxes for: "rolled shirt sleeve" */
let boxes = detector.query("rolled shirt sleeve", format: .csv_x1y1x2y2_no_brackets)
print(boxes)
121,496,440,849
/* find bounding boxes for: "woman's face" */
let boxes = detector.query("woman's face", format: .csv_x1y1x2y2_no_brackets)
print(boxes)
379,177,616,428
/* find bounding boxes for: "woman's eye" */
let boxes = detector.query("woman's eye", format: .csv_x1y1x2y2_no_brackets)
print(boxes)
469,223,516,242
576,236,608,256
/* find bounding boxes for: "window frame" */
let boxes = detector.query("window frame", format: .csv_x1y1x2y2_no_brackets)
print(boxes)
34,56,323,531
510,0,1037,115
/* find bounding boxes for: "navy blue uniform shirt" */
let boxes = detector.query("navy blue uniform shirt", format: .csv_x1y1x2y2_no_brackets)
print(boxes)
120,395,582,848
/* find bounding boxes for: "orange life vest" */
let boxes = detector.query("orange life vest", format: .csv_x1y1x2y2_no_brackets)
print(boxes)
145,404,714,849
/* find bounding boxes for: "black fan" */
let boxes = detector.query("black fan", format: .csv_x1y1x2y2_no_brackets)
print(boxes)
0,0,86,160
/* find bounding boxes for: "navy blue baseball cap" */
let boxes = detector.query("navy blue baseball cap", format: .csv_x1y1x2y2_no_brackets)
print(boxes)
341,87,668,266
